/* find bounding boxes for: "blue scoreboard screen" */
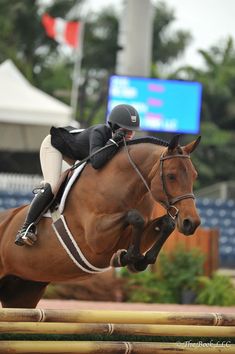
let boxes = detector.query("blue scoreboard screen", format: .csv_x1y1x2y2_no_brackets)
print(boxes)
107,75,202,134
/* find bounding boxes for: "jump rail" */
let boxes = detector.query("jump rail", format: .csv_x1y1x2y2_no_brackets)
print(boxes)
0,309,234,354
0,308,235,326
0,341,234,354
0,322,235,337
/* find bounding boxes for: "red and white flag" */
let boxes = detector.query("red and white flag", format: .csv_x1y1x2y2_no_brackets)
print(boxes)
42,13,80,48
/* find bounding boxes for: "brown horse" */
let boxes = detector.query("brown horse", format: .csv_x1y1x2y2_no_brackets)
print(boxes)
0,135,201,308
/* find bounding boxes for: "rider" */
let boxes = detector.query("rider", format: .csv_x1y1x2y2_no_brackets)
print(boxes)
15,104,140,246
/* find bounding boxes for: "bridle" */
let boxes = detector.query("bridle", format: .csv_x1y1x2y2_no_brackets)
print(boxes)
159,154,195,219
123,140,195,220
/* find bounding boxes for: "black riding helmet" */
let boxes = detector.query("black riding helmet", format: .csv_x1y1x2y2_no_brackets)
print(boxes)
108,104,140,132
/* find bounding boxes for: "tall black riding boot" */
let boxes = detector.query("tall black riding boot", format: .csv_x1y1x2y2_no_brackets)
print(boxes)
15,183,54,246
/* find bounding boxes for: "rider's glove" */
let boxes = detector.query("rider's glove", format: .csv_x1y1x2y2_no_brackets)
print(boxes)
112,130,126,143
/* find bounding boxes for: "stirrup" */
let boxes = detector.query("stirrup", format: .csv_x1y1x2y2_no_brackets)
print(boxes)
21,233,37,246
15,235,26,246
15,224,37,247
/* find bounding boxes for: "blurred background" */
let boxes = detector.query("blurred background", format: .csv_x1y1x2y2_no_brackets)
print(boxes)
0,0,235,305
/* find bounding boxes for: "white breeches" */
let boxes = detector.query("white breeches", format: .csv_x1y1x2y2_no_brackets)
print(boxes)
40,135,62,190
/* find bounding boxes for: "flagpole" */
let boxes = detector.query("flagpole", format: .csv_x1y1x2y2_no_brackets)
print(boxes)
70,21,84,121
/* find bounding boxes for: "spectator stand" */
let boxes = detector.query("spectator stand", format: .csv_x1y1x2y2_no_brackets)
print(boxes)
197,198,235,268
0,173,42,210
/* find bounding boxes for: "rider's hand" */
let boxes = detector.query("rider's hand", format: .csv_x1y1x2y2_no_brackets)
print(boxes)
112,129,126,143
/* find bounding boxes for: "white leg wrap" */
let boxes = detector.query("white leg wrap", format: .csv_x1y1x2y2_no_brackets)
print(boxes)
40,135,62,190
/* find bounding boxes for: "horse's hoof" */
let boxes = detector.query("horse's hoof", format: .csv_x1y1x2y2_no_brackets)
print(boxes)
162,214,175,229
127,262,148,273
110,249,127,268
154,215,175,233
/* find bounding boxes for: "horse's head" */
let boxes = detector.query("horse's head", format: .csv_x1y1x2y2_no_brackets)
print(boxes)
150,135,201,236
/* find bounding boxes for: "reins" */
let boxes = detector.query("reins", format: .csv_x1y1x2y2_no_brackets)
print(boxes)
123,138,153,196
70,137,195,220
123,139,195,220
71,143,117,170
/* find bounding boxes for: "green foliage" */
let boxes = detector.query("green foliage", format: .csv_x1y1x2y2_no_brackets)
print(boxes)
0,1,194,128
83,8,119,71
157,245,204,298
120,245,204,304
171,36,235,187
196,274,235,306
38,61,72,104
120,269,175,303
121,246,235,306
182,119,235,189
43,283,59,299
190,122,235,188
174,37,235,130
152,1,192,65
2,1,235,188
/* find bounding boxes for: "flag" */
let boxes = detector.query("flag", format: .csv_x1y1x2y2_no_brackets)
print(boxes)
42,13,80,48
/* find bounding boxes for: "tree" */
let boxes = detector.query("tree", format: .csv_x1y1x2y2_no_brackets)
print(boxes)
76,7,120,127
174,37,235,130
172,37,235,187
0,0,192,127
76,1,192,126
0,0,80,99
152,1,192,66
0,0,44,81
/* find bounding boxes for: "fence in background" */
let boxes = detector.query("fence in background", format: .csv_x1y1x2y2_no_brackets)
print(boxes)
0,173,41,193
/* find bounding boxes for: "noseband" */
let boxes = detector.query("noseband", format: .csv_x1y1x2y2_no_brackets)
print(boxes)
123,140,195,220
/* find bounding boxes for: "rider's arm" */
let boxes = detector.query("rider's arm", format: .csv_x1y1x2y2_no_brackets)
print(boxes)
89,126,121,169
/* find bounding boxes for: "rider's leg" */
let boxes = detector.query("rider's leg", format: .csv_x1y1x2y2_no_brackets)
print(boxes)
15,135,62,246
39,134,63,190
15,183,54,246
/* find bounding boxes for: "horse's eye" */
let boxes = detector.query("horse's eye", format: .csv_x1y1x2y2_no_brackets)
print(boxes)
167,173,176,181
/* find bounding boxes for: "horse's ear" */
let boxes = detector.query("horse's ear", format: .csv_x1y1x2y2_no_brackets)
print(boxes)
184,136,201,154
168,134,181,151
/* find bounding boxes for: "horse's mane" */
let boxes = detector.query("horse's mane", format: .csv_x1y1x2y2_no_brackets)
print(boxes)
121,136,169,147
71,136,169,172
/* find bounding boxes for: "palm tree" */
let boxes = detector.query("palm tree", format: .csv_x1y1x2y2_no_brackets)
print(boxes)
174,37,235,130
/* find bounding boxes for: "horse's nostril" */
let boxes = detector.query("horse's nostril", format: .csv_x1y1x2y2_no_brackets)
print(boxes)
183,218,193,234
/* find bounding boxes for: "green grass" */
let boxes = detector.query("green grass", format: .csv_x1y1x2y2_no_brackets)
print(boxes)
0,333,234,344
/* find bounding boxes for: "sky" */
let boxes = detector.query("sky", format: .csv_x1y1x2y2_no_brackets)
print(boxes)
86,0,235,68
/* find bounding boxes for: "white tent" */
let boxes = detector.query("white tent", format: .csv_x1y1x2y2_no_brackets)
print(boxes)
0,59,72,150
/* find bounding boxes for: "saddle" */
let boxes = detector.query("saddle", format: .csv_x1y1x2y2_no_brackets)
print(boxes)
50,161,86,214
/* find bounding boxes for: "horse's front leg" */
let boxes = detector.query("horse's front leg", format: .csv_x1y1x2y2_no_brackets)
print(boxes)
110,209,145,267
128,214,175,272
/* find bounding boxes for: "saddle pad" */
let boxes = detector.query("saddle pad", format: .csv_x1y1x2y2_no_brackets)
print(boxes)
59,161,86,213
44,161,86,217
